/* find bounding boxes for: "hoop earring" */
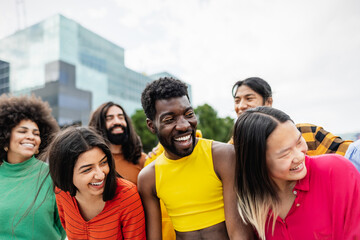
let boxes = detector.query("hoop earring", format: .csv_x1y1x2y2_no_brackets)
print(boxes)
4,147,8,152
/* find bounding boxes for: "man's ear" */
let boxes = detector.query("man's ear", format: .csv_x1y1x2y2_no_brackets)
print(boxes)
146,118,156,134
265,97,273,107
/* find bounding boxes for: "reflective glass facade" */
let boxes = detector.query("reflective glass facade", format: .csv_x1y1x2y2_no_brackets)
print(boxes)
0,60,10,95
0,14,187,122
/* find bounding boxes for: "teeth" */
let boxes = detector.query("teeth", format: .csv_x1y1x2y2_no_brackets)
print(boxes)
290,163,302,171
90,180,104,186
22,143,35,147
175,135,191,141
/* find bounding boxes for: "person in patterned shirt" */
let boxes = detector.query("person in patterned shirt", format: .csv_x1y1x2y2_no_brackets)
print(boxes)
231,77,353,157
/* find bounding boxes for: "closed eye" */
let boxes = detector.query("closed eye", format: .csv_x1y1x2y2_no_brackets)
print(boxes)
162,117,174,123
82,168,92,173
185,111,194,117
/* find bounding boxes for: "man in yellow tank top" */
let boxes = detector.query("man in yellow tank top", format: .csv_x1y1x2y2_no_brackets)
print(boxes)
138,77,253,240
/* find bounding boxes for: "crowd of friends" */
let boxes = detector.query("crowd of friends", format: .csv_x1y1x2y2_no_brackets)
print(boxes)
0,77,359,240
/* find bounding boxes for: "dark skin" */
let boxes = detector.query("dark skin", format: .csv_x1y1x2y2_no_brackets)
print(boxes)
138,96,253,240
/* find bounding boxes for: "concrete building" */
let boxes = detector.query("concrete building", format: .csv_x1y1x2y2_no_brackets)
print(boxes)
0,14,191,126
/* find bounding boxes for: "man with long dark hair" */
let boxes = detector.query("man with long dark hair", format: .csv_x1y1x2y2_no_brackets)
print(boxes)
89,102,146,184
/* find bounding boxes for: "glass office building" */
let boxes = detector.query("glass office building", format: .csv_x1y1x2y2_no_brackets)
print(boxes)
0,60,10,95
0,14,190,125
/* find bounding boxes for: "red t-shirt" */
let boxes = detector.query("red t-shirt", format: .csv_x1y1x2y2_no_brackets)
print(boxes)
56,178,146,239
265,154,360,239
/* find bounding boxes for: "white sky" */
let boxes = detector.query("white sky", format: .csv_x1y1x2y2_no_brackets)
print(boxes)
1,0,360,134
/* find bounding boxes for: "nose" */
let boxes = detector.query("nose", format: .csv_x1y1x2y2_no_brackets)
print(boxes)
94,166,105,180
175,116,191,132
239,100,249,111
26,133,35,139
293,148,305,164
113,116,122,124
235,101,248,116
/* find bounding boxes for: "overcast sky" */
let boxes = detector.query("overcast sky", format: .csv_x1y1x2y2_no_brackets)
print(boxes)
1,0,360,134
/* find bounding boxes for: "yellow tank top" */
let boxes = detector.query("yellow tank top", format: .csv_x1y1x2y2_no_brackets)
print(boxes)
155,138,225,232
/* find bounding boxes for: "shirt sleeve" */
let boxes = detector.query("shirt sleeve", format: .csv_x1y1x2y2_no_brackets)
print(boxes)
55,192,67,231
296,123,353,156
120,185,146,240
344,139,360,172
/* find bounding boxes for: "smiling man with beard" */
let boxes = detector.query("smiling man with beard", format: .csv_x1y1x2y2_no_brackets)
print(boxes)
138,77,253,240
89,102,146,185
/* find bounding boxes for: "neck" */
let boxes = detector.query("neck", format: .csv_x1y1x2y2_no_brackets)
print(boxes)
6,153,32,164
275,179,296,194
75,191,103,204
110,144,123,155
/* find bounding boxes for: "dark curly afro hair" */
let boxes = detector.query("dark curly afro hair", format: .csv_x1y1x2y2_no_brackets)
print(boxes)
141,77,189,121
0,94,59,161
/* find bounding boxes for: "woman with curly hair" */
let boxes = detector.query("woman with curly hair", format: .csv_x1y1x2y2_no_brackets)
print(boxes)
0,94,66,239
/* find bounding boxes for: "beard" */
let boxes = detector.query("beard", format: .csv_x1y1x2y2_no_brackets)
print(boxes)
156,128,196,159
106,124,129,145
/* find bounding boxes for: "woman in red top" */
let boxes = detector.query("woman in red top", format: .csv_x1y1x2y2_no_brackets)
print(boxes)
46,127,146,240
233,106,360,239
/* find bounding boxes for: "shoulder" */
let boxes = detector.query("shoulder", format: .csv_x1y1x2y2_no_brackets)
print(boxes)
116,177,138,194
54,188,73,206
138,152,148,168
308,154,358,178
137,160,156,195
211,140,235,160
33,157,50,170
210,141,235,179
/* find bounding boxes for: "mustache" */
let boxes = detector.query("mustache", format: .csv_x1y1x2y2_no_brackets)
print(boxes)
108,124,126,132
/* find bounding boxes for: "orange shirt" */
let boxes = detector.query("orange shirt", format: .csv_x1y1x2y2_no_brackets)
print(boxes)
55,178,146,240
113,152,146,185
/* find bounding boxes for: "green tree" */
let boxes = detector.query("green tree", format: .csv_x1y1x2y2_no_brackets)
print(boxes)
131,109,158,153
195,104,234,142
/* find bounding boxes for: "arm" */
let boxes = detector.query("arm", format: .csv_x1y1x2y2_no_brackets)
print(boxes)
326,155,360,238
212,142,254,240
121,185,146,240
296,123,353,156
137,162,162,239
344,139,360,172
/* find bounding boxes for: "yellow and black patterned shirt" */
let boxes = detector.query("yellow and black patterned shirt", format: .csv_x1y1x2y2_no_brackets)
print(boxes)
296,123,353,156
228,123,353,156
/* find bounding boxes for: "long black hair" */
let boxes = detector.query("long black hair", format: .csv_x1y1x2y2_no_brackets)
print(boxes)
46,127,117,201
233,106,292,238
232,77,272,104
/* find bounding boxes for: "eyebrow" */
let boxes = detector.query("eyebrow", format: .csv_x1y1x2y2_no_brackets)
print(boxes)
18,126,40,132
235,93,256,99
78,155,107,171
106,113,124,117
278,133,302,155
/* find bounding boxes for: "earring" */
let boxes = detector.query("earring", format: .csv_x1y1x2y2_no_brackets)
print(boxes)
35,150,39,154
4,147,8,152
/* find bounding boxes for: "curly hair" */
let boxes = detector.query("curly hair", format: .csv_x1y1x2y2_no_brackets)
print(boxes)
89,102,143,164
0,94,59,162
141,77,189,121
